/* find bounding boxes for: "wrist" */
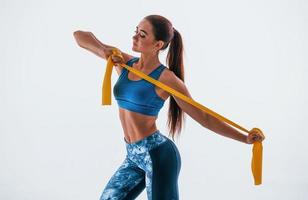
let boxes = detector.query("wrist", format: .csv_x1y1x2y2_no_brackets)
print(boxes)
101,46,114,59
98,47,106,58
244,135,249,144
240,134,249,144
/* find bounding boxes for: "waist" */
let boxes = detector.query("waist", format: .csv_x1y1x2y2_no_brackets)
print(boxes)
124,130,168,154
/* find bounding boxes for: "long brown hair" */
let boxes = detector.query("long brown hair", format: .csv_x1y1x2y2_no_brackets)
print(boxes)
144,15,185,141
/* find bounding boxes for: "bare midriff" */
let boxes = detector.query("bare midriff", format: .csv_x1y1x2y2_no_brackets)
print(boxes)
118,108,159,144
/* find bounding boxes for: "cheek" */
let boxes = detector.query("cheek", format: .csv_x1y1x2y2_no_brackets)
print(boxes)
140,39,154,47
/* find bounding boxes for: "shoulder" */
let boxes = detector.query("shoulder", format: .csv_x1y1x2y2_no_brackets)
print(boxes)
159,67,188,92
121,52,136,64
126,56,139,65
115,55,138,76
160,67,182,84
158,67,192,103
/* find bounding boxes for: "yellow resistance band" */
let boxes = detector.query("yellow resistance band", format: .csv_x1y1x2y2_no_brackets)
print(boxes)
102,48,264,185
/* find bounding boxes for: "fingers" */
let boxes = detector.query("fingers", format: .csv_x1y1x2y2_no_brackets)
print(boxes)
111,55,124,64
249,132,265,142
249,128,265,142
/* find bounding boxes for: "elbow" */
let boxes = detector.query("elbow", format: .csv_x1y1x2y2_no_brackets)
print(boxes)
73,31,82,46
202,112,212,129
73,30,92,46
73,30,92,36
204,113,225,131
73,30,83,38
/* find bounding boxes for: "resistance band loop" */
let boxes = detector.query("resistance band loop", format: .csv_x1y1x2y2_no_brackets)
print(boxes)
102,48,264,185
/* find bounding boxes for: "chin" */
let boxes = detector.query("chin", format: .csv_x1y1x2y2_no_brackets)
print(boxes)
132,47,140,53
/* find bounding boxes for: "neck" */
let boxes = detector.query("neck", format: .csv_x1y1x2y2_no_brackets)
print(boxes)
137,53,160,70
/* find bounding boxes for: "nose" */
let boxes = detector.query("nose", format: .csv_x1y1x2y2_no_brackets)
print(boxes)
132,31,142,41
132,34,138,41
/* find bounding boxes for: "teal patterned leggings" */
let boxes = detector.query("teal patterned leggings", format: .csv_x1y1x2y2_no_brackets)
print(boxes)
99,130,181,200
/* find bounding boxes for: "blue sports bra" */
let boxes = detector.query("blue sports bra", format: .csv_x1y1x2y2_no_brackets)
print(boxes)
113,57,167,116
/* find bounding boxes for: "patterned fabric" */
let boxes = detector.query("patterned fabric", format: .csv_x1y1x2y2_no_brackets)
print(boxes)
99,130,181,200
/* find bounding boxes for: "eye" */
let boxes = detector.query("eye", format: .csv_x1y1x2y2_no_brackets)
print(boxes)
134,30,145,38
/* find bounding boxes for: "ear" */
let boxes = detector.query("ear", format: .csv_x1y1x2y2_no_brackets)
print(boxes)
155,40,165,50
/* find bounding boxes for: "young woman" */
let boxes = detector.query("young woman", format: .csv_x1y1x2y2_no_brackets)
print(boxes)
73,14,265,200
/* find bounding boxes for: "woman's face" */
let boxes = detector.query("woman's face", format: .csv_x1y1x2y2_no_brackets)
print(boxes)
132,19,164,54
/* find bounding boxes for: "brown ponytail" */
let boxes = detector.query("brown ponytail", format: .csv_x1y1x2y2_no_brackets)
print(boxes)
166,28,185,141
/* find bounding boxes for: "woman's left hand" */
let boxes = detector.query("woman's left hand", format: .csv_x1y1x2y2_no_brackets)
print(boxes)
246,129,265,144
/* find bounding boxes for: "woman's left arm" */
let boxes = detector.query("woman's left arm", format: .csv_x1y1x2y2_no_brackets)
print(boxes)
162,70,248,144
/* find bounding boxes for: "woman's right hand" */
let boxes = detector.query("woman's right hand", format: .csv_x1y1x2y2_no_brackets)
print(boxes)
104,47,124,66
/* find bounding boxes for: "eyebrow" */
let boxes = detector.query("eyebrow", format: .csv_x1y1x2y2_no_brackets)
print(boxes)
136,26,148,35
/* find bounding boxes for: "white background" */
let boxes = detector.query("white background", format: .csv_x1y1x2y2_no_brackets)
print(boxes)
1,0,307,199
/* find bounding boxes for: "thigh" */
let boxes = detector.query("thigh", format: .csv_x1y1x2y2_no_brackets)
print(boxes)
99,157,146,200
148,139,181,200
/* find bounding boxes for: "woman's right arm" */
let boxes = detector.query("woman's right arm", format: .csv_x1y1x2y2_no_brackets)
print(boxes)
73,30,112,59
73,30,134,61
